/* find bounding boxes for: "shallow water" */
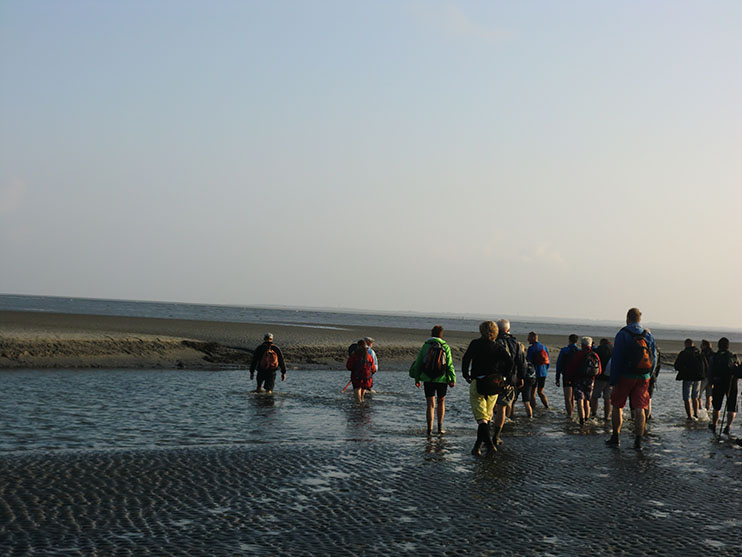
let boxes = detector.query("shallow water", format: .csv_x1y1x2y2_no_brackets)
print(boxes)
1,369,741,555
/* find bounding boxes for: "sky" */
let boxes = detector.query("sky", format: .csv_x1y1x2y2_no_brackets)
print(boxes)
1,1,741,329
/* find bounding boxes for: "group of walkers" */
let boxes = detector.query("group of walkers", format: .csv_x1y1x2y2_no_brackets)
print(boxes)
248,307,742,455
674,336,741,435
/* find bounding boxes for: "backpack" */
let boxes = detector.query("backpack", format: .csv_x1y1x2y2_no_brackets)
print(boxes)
422,342,447,379
496,335,519,384
692,349,707,380
354,351,374,380
583,351,602,378
533,345,550,366
525,361,537,381
626,330,654,374
260,345,279,371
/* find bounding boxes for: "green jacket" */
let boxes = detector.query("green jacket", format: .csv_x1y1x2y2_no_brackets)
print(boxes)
409,337,456,384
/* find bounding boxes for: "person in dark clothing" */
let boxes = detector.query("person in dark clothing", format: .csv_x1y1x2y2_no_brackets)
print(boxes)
493,319,527,440
249,332,287,393
462,321,513,456
590,338,613,421
700,339,714,411
708,337,741,435
556,334,579,418
674,339,706,420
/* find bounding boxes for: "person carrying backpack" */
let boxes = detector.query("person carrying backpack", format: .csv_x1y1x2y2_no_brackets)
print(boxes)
565,336,602,425
409,325,456,435
605,308,657,450
708,337,741,435
346,339,376,404
556,334,579,418
249,333,287,393
526,332,551,411
674,338,706,421
462,321,513,456
494,319,527,440
590,338,613,421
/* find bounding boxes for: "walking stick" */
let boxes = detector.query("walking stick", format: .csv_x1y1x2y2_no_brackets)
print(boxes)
716,374,735,440
342,380,352,392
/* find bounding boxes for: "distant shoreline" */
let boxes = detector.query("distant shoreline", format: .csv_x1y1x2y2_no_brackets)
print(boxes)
0,310,684,370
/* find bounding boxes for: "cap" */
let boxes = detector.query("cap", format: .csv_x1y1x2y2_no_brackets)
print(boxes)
364,336,375,344
264,333,274,341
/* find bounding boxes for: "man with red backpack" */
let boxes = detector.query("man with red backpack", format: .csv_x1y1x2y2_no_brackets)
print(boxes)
409,325,456,435
250,333,287,393
565,336,602,425
605,308,657,450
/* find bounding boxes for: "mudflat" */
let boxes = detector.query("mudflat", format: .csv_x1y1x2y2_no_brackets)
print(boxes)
0,310,685,370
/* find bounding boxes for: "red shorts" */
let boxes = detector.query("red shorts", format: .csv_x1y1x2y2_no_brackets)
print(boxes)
610,377,650,410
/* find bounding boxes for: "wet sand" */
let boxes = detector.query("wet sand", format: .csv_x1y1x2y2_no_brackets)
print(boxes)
0,310,685,370
2,437,740,555
1,366,740,554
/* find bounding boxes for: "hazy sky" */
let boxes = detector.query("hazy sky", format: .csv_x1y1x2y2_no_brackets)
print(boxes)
2,1,741,328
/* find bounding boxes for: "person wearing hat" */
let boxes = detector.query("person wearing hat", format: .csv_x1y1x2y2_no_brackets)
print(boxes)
249,333,287,393
364,337,378,372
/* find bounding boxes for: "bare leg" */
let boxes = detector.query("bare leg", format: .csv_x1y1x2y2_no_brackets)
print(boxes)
577,398,586,424
437,396,446,433
633,407,646,443
604,397,611,421
523,399,533,418
711,408,721,432
426,396,435,434
354,388,363,403
684,399,693,419
612,405,623,434
724,412,736,433
492,405,507,445
538,385,549,409
563,386,574,417
590,395,599,418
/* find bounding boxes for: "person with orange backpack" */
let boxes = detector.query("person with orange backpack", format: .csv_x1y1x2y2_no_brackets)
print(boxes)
249,333,287,393
605,308,657,450
409,325,456,435
526,332,550,410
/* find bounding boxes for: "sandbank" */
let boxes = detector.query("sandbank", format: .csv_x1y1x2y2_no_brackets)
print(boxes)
0,310,683,370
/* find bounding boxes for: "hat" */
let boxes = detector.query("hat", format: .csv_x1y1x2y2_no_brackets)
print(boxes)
264,333,274,341
364,336,375,344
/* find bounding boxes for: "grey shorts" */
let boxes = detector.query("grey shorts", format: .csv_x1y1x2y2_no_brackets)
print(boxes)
591,378,611,400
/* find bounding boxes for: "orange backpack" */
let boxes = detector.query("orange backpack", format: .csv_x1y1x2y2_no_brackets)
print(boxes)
260,345,279,371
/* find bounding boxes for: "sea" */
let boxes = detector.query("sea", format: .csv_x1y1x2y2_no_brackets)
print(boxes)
1,293,740,342
1,294,741,555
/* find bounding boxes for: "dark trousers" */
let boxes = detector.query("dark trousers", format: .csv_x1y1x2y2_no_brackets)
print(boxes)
257,369,277,391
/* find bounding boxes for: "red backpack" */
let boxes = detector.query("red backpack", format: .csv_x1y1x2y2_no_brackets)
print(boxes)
583,351,602,378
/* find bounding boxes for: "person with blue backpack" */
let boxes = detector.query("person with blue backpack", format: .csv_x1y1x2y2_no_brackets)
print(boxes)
605,308,657,450
409,325,456,435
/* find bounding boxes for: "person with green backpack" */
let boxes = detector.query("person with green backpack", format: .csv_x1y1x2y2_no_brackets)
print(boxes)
409,325,456,436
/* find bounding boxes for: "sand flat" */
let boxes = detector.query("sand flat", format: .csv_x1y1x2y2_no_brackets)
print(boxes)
0,310,684,370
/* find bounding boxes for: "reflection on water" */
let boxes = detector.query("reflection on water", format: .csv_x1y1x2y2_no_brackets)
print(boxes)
0,368,739,464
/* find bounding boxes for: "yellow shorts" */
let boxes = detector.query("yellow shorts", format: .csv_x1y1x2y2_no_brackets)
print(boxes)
469,380,498,422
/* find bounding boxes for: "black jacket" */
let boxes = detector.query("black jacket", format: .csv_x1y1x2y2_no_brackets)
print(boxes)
461,338,513,382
